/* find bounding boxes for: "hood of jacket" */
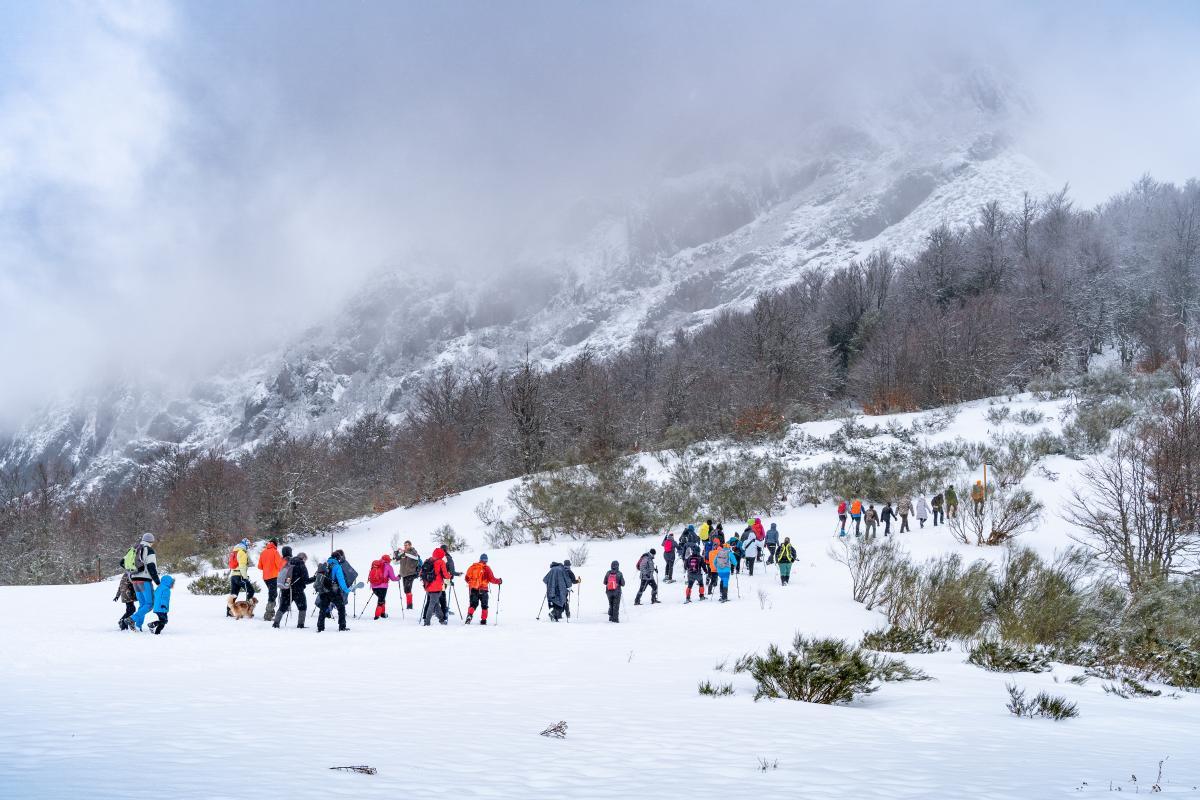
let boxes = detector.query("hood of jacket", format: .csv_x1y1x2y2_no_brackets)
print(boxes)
610,560,619,570
432,547,446,560
159,575,175,590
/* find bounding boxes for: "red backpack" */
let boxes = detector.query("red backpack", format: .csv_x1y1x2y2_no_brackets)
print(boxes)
227,550,239,569
368,559,385,585
606,571,620,591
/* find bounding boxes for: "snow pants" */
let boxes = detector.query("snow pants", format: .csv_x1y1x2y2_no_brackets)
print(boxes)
932,508,943,526
316,593,347,631
131,580,155,628
766,542,778,563
900,514,910,532
851,514,862,535
273,588,307,627
468,588,490,622
230,575,256,600
372,586,388,619
606,589,621,622
664,552,675,581
685,572,705,599
423,592,446,625
635,577,658,603
778,562,793,585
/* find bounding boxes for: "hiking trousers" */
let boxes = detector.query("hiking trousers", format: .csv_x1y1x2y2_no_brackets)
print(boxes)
606,589,621,622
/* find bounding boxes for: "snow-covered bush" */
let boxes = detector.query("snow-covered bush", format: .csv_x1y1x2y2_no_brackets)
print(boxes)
881,553,991,640
948,485,1041,546
797,442,959,504
861,626,949,654
734,634,928,704
697,680,734,697
1063,398,1135,455
1006,683,1078,720
828,538,903,609
506,458,665,541
475,499,525,548
188,573,261,596
989,547,1099,647
985,405,1011,425
968,640,1053,673
431,524,467,553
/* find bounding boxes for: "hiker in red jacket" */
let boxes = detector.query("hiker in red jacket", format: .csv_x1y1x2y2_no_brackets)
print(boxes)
464,554,502,625
367,554,399,619
421,548,452,626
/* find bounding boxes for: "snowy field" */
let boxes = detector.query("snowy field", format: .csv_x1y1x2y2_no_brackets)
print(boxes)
2,396,1198,799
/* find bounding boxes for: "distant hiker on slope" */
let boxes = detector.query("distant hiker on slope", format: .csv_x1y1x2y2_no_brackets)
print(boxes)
776,538,797,586
897,496,912,532
741,533,759,576
634,549,660,605
149,574,174,634
227,539,255,616
273,550,310,629
880,502,896,537
837,499,849,536
678,525,699,556
916,495,930,529
543,561,572,622
257,538,285,622
751,517,766,554
849,499,864,536
765,523,780,563
603,561,625,623
683,548,706,603
393,540,422,610
129,533,160,632
945,486,959,519
971,480,986,516
710,539,738,602
465,554,502,625
367,554,399,620
420,548,452,626
316,553,351,632
661,532,677,583
931,492,944,527
114,568,136,631
864,505,879,539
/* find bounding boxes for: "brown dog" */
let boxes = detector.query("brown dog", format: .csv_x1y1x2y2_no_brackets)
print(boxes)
227,596,259,619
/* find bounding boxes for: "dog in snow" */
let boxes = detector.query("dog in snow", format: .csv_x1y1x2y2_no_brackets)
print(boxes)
227,596,259,619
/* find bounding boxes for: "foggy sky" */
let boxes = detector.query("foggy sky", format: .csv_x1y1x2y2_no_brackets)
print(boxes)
1,0,1198,425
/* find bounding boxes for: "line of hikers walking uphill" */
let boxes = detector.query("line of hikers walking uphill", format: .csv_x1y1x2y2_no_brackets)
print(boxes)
835,484,989,539
111,514,805,633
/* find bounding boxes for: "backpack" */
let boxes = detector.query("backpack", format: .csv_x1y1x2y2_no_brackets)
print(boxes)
606,571,620,591
122,546,142,572
368,559,386,586
713,548,731,570
340,559,359,587
685,555,701,573
313,565,332,595
278,562,292,589
228,550,239,570
662,537,674,553
419,557,437,587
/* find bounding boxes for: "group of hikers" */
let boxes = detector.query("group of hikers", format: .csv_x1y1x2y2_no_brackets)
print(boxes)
835,481,987,538
111,516,798,633
595,517,798,623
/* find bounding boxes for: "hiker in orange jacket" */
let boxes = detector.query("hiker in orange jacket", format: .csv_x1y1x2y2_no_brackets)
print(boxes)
849,499,864,536
257,539,285,621
464,554,502,625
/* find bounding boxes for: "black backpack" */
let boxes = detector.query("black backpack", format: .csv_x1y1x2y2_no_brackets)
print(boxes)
313,565,332,595
419,557,437,587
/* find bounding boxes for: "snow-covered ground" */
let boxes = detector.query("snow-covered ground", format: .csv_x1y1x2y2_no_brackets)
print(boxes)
2,396,1197,799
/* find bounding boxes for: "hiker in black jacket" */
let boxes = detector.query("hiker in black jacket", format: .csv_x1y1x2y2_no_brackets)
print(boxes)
880,502,896,536
603,561,625,623
273,550,311,629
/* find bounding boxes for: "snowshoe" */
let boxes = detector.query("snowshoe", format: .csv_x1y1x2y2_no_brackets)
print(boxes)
479,619,487,626
464,616,473,625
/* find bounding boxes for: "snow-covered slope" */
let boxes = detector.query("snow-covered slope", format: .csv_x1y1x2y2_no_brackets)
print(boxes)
2,396,1197,799
0,73,1057,489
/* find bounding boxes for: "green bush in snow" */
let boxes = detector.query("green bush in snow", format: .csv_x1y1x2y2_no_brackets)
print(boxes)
968,639,1053,673
188,573,261,596
734,633,929,704
861,626,949,654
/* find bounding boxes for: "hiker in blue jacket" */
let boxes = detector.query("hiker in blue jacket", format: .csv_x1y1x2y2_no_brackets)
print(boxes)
712,540,738,603
765,523,780,563
149,574,174,634
318,554,351,632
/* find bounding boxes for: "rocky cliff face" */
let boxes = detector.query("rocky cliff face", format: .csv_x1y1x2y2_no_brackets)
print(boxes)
0,73,1054,489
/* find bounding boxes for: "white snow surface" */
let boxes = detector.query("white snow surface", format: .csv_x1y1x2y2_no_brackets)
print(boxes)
3,396,1197,799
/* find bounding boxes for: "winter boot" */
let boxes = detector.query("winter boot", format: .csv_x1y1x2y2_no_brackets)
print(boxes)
651,597,661,604
227,596,235,617
479,618,487,626
465,612,473,624
264,601,276,621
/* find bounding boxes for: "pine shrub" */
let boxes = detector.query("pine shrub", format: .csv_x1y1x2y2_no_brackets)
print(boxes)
968,640,1053,673
697,680,735,697
862,626,949,654
1006,683,1079,720
187,573,261,596
734,633,929,704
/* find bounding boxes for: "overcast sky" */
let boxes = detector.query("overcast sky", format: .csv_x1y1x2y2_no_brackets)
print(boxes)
1,1,1198,424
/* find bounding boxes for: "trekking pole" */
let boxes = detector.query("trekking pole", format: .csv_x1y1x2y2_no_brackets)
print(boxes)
494,585,501,627
355,594,378,620
536,595,546,620
451,583,464,618
735,571,741,599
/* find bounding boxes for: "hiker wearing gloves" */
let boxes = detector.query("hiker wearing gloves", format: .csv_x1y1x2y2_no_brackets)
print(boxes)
602,561,625,623
464,554,502,625
634,549,660,605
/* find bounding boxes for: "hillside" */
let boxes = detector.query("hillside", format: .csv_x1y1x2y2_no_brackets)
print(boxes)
3,395,1197,799
0,73,1054,491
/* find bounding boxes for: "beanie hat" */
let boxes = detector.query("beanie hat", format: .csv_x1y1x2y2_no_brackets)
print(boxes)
564,560,572,567
281,546,293,558
480,554,488,562
141,532,156,543
382,554,392,562
239,538,249,548
650,548,657,555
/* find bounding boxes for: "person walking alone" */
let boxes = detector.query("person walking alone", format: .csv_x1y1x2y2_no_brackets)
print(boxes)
603,561,625,622
897,496,912,533
776,538,797,586
661,532,678,583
